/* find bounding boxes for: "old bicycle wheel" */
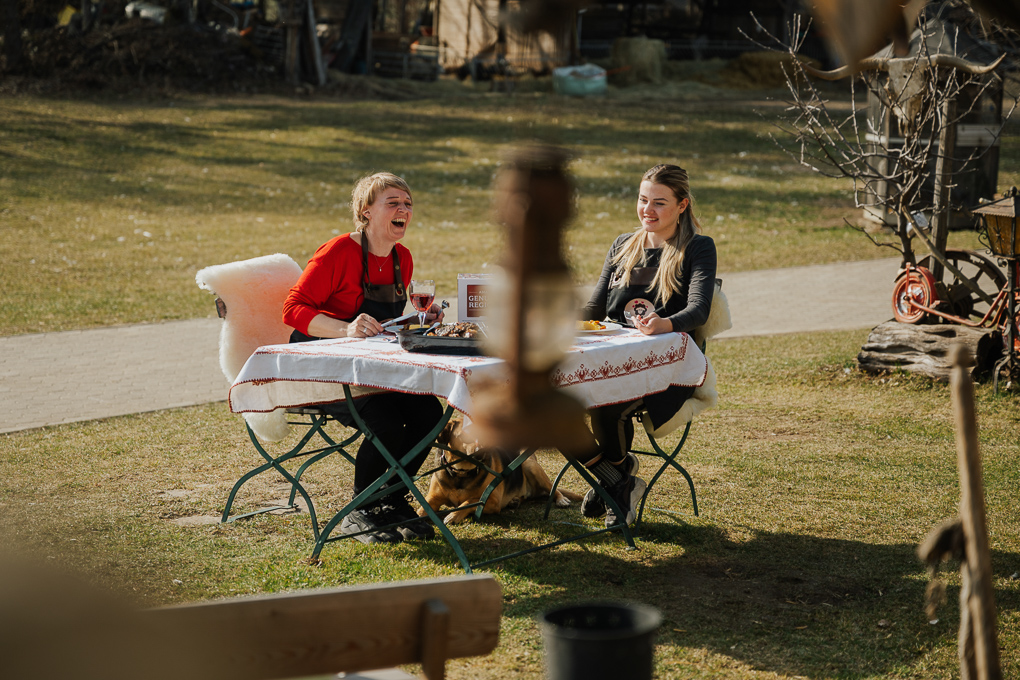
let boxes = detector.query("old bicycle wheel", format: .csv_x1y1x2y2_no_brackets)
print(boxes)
917,249,1006,322
892,266,938,324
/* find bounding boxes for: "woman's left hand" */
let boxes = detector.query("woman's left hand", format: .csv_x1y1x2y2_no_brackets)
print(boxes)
423,303,445,324
634,312,671,335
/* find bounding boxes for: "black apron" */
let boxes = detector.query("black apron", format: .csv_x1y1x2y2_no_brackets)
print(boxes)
605,248,694,429
606,248,686,327
289,235,407,343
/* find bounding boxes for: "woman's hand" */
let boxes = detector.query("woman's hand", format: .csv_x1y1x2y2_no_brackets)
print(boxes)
347,313,381,338
423,303,445,325
634,312,671,335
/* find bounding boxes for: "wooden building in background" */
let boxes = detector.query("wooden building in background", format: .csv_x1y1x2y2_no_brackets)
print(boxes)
434,0,572,74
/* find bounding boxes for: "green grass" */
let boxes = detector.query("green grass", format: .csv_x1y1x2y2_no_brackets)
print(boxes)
4,81,1020,677
3,87,1014,336
3,328,1019,679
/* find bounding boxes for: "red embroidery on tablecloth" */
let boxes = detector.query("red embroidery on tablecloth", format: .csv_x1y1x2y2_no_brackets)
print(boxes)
552,336,689,387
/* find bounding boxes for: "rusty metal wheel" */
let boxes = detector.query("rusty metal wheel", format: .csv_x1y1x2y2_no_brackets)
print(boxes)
892,266,938,324
917,249,1007,322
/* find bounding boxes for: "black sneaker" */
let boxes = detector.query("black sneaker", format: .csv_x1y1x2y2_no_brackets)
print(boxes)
604,474,647,528
381,495,436,541
581,454,640,519
339,504,403,544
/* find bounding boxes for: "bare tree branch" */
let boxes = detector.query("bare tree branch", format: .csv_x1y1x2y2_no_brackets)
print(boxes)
754,5,1020,271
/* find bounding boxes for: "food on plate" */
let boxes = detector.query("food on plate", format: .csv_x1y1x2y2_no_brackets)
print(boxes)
427,322,481,338
577,320,606,331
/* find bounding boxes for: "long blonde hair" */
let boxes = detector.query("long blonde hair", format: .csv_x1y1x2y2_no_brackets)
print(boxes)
611,164,701,304
350,172,412,233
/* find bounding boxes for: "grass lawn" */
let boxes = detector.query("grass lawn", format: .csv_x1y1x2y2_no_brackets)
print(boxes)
2,328,1019,679
4,77,1020,677
4,84,1019,336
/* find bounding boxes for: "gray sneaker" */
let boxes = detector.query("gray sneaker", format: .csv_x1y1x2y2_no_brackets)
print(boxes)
581,454,640,519
339,504,403,544
604,475,647,528
381,495,436,541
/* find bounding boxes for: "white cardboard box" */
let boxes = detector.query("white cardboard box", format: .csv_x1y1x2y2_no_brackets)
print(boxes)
457,273,496,323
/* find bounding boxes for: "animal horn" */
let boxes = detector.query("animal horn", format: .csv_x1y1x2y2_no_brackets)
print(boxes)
802,57,890,80
929,53,1005,74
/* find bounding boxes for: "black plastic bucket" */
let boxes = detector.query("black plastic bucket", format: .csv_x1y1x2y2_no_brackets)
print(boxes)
540,601,662,680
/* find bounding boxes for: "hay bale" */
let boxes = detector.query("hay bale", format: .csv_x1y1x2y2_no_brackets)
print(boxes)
720,51,819,89
610,36,666,86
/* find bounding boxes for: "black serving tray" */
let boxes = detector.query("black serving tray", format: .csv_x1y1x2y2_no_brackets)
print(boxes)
396,328,483,356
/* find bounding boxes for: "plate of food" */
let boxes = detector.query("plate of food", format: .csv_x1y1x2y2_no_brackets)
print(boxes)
397,322,484,355
576,320,623,334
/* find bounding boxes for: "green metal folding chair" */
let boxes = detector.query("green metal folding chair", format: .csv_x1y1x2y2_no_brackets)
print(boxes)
546,280,730,529
196,254,364,543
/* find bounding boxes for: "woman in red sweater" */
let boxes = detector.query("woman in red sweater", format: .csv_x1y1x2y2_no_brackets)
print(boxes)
283,172,444,545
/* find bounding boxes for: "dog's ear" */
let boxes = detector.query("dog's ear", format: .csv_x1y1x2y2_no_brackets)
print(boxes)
438,417,462,447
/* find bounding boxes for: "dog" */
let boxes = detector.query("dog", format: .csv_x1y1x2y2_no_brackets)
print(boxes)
419,418,584,525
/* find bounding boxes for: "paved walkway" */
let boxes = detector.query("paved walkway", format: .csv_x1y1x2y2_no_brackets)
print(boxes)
0,258,902,435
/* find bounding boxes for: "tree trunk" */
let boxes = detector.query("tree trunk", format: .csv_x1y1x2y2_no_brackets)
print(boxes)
2,0,23,73
857,321,1000,381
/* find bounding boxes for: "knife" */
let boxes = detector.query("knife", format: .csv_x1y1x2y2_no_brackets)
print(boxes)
381,299,450,328
381,311,419,328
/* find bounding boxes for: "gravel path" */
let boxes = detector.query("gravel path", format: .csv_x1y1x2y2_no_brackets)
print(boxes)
0,258,901,434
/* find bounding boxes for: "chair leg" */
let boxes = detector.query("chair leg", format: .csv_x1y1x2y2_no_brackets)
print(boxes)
474,448,535,520
286,420,361,506
543,460,574,520
311,387,474,571
223,414,364,544
223,415,326,521
634,420,698,528
568,460,637,548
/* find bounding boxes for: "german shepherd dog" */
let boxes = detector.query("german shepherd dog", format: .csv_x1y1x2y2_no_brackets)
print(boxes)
419,418,584,525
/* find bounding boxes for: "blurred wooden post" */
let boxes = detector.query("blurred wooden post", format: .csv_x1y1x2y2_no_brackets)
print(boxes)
471,146,594,457
950,344,1001,680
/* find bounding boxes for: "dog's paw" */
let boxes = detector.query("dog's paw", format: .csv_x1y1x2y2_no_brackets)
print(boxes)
554,492,572,508
444,513,466,526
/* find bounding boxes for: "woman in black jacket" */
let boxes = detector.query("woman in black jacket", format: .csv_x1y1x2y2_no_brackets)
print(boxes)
579,163,717,527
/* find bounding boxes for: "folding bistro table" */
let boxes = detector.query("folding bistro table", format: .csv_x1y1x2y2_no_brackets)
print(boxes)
229,328,708,572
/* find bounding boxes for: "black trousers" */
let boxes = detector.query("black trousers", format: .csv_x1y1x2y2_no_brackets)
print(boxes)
589,399,645,465
589,384,695,464
318,391,444,499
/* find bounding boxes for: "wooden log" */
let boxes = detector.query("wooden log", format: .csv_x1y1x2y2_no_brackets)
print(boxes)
857,320,1000,381
951,345,1001,680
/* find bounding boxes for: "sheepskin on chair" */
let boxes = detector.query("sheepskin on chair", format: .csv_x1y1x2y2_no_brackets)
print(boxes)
196,254,303,442
643,284,731,439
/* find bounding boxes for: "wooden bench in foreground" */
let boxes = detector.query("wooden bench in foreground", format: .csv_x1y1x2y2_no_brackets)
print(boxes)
2,565,502,680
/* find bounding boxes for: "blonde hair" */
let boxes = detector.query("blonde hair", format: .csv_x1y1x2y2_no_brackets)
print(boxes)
612,164,701,304
350,172,412,233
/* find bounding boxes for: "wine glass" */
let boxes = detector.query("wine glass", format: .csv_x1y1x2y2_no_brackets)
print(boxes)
409,279,435,329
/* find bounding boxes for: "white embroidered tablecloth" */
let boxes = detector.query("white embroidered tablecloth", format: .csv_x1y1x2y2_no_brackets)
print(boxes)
229,329,707,416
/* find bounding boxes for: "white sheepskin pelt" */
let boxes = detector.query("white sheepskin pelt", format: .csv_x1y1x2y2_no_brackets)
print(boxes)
196,253,303,442
642,285,731,438
643,358,718,438
694,285,732,346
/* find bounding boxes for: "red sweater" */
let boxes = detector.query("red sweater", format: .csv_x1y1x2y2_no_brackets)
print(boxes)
283,233,414,334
